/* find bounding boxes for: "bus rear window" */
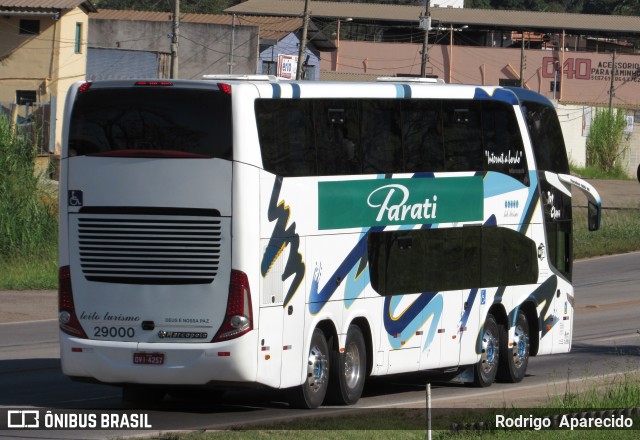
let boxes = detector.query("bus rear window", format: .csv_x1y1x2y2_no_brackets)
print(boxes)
68,88,232,159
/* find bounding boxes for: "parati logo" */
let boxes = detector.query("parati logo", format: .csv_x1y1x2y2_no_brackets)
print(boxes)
367,184,438,222
317,176,484,230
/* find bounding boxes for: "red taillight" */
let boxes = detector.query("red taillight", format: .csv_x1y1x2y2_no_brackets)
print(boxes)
217,83,232,95
134,81,173,86
58,266,87,339
77,82,92,94
212,270,253,342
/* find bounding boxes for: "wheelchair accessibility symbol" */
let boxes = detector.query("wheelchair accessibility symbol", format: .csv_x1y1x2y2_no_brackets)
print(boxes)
68,190,83,207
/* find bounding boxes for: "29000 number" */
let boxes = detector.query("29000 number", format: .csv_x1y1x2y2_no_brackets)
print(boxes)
93,326,135,338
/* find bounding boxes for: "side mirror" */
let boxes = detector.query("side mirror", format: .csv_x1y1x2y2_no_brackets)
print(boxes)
588,201,601,231
558,174,602,233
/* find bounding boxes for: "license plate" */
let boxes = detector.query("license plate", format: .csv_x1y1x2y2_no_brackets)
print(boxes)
133,352,165,365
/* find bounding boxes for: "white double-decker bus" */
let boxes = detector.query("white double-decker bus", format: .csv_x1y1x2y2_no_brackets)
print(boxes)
58,77,601,408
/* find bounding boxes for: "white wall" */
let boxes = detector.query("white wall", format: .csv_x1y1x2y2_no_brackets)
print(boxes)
555,102,589,168
431,0,465,8
562,105,640,178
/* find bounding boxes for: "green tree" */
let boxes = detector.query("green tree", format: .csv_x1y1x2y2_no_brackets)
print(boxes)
582,0,619,14
489,0,546,10
465,0,492,8
543,0,584,12
613,0,640,16
586,108,629,174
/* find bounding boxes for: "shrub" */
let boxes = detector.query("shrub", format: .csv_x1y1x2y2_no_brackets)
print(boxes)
586,108,628,175
0,114,58,258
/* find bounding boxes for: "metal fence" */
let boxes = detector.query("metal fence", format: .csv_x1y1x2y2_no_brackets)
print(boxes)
1,100,52,155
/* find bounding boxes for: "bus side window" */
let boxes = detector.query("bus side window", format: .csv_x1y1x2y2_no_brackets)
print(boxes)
256,100,316,177
316,101,361,176
361,100,402,174
442,103,483,172
483,103,529,184
401,101,445,173
367,226,538,296
546,220,572,281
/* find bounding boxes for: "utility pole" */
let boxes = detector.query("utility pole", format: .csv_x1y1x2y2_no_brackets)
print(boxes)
519,30,525,87
170,0,179,78
609,51,616,111
229,14,236,74
420,0,431,77
296,0,311,80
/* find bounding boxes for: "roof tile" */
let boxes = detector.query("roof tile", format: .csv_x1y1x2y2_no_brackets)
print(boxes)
225,0,640,35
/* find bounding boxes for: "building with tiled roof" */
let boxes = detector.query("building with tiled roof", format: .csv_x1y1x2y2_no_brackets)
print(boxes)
0,0,96,157
226,0,640,38
91,9,333,46
89,10,334,81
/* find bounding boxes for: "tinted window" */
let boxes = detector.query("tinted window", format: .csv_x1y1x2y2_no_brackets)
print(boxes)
368,226,538,295
401,100,445,172
441,101,484,172
546,220,572,281
69,88,232,159
540,178,573,280
361,100,402,173
522,101,570,173
315,101,361,175
255,100,315,176
256,98,528,183
481,101,529,182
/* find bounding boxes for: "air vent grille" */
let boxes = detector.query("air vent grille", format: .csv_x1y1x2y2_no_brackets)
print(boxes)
77,215,221,285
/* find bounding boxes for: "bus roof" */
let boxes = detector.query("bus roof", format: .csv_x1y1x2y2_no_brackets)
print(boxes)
505,86,556,109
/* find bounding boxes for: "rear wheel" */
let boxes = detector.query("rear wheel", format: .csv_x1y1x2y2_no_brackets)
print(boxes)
498,311,530,383
474,313,500,387
289,328,330,409
329,325,367,405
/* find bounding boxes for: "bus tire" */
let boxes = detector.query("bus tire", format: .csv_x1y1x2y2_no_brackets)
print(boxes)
289,328,330,409
473,313,500,387
497,311,530,383
329,325,367,405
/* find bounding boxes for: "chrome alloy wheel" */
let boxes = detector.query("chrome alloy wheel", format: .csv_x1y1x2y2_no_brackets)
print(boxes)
306,344,329,392
480,328,499,374
343,341,362,390
512,323,529,369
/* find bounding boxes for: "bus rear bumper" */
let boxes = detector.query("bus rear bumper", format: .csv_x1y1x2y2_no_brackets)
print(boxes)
60,332,259,386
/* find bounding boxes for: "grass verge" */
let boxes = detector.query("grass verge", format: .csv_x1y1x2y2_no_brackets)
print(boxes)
0,250,57,290
574,208,640,259
570,165,629,180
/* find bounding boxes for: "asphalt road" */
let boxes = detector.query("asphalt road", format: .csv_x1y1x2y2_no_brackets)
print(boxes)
0,252,639,438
